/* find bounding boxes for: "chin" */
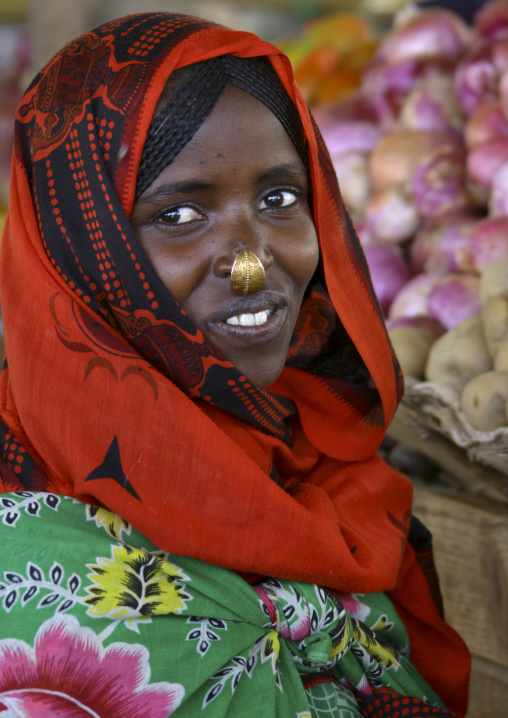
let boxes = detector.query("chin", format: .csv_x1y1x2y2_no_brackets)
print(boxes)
238,360,287,390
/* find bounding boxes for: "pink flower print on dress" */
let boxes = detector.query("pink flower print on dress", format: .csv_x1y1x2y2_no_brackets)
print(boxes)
333,593,371,623
0,615,184,716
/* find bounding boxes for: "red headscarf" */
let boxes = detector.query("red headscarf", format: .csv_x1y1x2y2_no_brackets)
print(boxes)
0,13,469,713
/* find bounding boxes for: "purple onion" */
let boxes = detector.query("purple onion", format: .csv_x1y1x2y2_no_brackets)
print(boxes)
361,58,421,128
467,137,508,187
332,151,370,219
399,74,464,133
474,0,508,40
464,99,508,149
489,162,508,216
410,143,468,218
388,272,443,319
365,186,421,244
410,214,478,274
454,42,499,117
470,216,508,271
319,120,383,157
364,244,411,316
426,274,482,329
355,221,375,247
375,8,471,65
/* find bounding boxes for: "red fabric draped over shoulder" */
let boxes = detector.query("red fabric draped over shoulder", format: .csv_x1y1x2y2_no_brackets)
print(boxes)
0,13,469,714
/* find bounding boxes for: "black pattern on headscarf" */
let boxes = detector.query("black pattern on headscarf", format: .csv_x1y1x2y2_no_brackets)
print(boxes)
135,55,309,199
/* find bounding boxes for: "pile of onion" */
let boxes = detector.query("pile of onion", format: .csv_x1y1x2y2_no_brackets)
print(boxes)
315,0,508,381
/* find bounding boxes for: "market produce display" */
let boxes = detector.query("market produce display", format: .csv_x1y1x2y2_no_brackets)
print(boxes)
312,0,508,438
280,12,378,108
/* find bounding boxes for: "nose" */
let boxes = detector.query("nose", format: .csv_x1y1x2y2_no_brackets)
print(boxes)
213,214,273,283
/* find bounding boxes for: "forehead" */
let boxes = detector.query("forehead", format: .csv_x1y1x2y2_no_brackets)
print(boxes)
155,85,304,179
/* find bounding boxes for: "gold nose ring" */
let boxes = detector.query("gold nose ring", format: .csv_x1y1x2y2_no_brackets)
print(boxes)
230,249,265,295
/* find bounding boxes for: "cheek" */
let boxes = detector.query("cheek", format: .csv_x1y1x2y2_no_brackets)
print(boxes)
288,225,320,290
140,240,208,310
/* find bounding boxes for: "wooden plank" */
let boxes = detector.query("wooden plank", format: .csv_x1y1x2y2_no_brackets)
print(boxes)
468,656,508,718
412,485,508,716
388,404,508,503
412,486,508,669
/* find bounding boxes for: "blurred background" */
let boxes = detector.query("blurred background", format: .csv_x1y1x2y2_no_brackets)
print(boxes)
0,0,489,212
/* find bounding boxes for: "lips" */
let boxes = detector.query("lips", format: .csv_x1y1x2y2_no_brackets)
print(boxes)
206,290,288,345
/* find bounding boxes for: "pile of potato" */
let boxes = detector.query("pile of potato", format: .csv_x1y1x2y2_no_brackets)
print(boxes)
398,257,508,433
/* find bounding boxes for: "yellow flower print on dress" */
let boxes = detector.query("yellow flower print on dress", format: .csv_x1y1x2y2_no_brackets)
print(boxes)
352,617,400,671
85,504,131,541
85,544,192,631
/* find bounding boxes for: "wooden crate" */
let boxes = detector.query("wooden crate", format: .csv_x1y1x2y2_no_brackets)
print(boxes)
411,484,508,716
386,382,508,715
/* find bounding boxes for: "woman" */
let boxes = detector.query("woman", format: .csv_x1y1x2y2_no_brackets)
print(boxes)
0,12,470,717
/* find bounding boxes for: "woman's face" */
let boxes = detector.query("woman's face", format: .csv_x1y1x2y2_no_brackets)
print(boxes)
130,85,319,388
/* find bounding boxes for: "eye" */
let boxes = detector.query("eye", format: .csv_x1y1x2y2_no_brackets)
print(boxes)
159,205,203,225
259,189,299,210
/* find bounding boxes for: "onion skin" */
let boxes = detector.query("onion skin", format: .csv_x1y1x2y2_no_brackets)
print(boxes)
454,42,499,117
362,57,456,129
369,128,457,191
410,143,468,218
474,0,508,40
471,216,508,271
388,272,443,319
410,214,478,274
489,162,508,216
493,37,508,74
319,120,383,156
375,8,471,65
364,244,411,315
426,273,482,329
498,67,508,121
466,137,508,186
364,186,421,244
332,151,371,219
464,99,508,149
355,221,375,247
399,74,464,133
361,58,423,128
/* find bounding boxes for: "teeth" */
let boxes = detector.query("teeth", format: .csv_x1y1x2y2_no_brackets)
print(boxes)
227,310,269,327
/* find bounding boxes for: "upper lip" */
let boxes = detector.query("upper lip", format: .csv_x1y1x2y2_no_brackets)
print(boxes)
207,290,287,324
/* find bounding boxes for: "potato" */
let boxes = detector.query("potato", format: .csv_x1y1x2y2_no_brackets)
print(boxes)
424,316,492,394
479,256,508,303
494,339,508,371
482,295,508,360
460,371,508,432
388,326,436,379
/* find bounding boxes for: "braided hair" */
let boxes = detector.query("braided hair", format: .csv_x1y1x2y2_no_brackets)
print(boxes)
136,55,308,200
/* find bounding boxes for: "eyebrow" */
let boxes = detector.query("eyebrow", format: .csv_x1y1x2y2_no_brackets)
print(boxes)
136,181,213,204
136,161,308,205
256,162,308,184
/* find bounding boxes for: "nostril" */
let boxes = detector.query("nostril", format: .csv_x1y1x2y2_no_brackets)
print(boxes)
213,255,234,278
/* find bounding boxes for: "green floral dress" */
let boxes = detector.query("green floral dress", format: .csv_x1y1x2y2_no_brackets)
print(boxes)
0,491,455,717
